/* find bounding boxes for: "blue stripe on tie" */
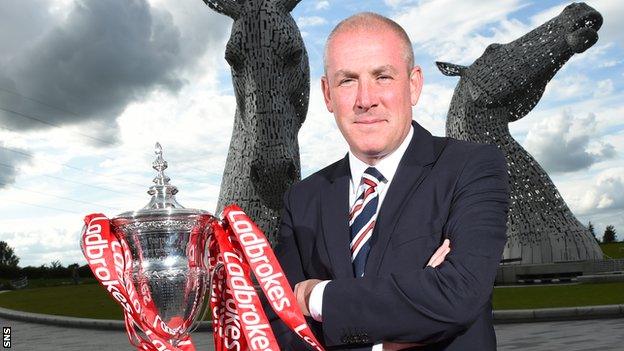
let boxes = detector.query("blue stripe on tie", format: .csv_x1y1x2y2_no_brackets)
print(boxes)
350,195,378,240
352,244,370,277
365,167,385,182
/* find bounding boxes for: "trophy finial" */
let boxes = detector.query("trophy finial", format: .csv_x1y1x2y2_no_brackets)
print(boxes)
155,142,163,157
152,142,170,186
145,142,181,208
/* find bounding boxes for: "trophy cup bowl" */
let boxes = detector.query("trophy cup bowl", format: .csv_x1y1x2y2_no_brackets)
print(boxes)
111,209,214,342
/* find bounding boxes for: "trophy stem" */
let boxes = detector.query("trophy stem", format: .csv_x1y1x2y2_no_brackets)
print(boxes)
187,262,224,335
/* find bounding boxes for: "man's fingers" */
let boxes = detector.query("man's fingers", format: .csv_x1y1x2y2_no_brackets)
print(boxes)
427,239,451,268
295,279,323,316
294,282,310,316
427,239,448,265
431,246,451,267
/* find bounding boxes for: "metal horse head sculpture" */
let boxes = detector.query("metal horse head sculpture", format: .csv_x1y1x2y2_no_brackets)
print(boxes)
437,2,604,264
203,0,309,244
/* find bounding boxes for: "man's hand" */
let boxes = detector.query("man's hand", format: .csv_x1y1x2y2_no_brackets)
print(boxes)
379,240,451,350
294,279,322,317
427,238,450,268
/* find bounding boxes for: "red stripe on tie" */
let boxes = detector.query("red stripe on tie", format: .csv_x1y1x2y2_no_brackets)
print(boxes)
362,178,377,188
351,220,376,254
349,186,377,220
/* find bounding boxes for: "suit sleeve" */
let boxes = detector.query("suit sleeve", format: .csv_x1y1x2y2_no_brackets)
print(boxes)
263,188,319,349
322,144,510,346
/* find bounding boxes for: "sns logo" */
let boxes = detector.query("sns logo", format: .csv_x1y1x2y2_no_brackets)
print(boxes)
2,327,10,348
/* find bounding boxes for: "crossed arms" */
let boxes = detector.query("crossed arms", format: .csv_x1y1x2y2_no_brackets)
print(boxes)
275,144,510,348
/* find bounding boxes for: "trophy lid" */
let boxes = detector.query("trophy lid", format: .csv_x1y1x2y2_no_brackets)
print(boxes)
114,142,208,220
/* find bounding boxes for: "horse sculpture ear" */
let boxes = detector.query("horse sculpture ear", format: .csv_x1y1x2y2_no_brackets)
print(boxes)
203,0,242,19
436,61,467,77
279,0,302,12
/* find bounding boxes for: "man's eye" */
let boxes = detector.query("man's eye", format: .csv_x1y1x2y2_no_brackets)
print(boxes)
339,78,355,85
378,75,392,81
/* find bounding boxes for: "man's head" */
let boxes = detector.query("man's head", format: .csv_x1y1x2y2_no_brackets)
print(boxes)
321,12,423,165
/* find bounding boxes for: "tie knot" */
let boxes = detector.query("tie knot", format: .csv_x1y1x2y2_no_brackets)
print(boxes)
362,167,386,186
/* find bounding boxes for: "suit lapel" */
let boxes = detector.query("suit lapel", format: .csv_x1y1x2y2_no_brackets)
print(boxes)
321,155,354,278
365,121,438,276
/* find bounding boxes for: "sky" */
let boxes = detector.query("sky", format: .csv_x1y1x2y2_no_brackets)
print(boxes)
0,0,622,267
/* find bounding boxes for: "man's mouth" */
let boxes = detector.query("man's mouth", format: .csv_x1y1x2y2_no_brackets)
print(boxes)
355,117,385,125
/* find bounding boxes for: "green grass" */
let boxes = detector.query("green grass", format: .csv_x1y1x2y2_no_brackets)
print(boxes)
600,242,624,259
0,278,98,289
0,284,123,319
2,281,623,318
493,282,624,310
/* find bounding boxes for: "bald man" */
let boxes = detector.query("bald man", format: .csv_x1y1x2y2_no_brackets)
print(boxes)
272,12,509,351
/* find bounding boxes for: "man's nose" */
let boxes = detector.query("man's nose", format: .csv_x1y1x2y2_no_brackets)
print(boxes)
355,79,378,111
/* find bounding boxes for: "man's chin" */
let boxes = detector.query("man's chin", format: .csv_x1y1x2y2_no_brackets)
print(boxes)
353,148,389,164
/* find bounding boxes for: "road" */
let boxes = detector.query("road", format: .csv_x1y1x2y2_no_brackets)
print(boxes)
1,317,623,350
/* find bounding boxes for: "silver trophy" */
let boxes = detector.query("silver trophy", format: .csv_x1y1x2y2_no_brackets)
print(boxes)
105,143,220,347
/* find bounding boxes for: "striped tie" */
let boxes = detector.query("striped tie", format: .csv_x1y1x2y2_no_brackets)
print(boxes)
350,167,386,277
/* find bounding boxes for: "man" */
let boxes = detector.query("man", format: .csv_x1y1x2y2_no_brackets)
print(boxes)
272,12,509,350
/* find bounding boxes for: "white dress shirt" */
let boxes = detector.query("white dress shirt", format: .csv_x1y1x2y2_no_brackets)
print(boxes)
308,126,414,350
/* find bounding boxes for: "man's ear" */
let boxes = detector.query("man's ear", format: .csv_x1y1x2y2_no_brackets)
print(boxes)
409,66,424,106
321,76,334,113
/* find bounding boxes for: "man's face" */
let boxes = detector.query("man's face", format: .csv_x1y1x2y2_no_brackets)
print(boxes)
322,27,423,164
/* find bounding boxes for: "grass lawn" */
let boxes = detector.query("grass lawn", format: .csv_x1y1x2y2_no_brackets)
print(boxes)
1,281,623,318
600,242,624,259
0,283,123,320
0,278,98,289
493,282,624,310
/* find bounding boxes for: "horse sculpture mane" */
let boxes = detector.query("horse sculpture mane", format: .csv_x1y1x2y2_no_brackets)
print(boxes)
437,2,604,264
203,0,309,244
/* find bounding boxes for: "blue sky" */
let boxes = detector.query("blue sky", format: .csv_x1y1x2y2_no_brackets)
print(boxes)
0,0,622,267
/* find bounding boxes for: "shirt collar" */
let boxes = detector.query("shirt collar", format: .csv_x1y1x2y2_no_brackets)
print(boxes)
348,124,414,191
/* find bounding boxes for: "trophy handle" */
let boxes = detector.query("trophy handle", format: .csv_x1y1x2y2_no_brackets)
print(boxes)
187,262,224,335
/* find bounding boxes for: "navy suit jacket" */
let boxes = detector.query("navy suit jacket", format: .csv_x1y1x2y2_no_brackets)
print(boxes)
271,121,509,350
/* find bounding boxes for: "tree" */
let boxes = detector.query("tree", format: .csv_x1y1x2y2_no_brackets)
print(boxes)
588,221,598,243
603,225,617,243
0,241,20,267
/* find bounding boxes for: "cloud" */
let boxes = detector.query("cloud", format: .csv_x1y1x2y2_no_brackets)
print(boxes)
524,111,617,173
542,76,614,101
413,82,455,136
0,0,229,144
315,1,330,10
0,1,57,59
393,0,621,66
393,0,528,63
297,16,327,28
298,79,349,176
384,0,417,8
599,59,623,68
558,167,624,217
0,143,31,188
0,216,85,268
543,74,592,101
594,79,615,98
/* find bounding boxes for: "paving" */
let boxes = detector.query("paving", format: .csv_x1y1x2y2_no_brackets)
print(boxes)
1,317,623,350
494,318,624,350
0,318,215,351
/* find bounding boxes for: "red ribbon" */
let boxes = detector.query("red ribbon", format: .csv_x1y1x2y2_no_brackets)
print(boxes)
81,205,324,351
